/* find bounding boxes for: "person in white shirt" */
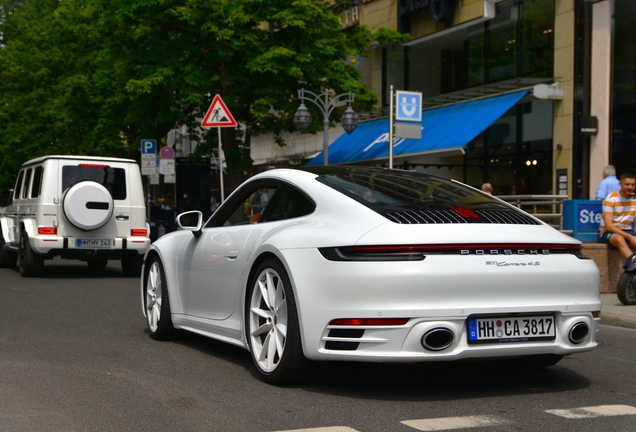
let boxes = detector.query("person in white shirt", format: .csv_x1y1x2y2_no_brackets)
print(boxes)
596,165,620,200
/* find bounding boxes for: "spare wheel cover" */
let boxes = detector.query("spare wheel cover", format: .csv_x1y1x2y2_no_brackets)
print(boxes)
63,181,114,230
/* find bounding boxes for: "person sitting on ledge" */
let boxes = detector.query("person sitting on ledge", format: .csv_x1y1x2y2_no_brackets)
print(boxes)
599,172,636,261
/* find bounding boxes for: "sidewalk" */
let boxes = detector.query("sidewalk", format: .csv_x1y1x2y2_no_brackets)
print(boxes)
600,293,636,329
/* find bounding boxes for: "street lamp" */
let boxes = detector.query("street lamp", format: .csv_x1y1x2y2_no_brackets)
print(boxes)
293,88,359,165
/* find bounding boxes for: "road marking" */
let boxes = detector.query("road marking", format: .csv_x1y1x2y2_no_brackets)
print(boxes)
401,415,506,431
273,427,359,432
546,405,636,419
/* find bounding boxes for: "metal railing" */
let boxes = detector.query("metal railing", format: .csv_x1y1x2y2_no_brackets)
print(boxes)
497,194,570,233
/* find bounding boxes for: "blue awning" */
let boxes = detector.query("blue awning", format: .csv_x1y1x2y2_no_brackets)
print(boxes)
306,90,529,166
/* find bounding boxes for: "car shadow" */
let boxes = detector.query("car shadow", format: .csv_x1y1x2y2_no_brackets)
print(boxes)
10,260,135,279
153,330,592,401
300,356,591,402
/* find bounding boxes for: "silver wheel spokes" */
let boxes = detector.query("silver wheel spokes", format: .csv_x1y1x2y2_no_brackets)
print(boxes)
146,261,162,332
249,268,288,372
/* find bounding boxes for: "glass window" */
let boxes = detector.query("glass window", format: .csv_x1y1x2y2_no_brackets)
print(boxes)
62,165,127,200
317,168,503,209
383,44,406,106
520,0,554,77
260,183,316,223
611,0,636,176
467,25,485,87
31,166,43,198
487,2,518,82
207,183,279,227
13,170,24,200
22,168,32,199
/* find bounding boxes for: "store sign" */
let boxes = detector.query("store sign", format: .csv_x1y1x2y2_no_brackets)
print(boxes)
580,115,598,136
340,5,360,28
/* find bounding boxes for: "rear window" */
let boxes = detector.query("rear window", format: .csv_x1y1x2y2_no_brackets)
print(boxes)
13,170,24,200
62,165,127,200
31,166,43,198
314,168,540,226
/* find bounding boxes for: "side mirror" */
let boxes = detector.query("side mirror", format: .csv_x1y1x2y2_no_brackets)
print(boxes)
176,210,203,239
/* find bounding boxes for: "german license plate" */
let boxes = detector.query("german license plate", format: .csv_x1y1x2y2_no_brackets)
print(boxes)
467,315,555,343
76,238,113,248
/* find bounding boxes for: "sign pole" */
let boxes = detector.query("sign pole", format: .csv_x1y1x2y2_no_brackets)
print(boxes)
218,127,225,202
389,85,394,169
201,94,236,204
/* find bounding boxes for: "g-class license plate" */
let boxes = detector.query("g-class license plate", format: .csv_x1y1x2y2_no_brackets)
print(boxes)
76,238,113,248
467,315,555,343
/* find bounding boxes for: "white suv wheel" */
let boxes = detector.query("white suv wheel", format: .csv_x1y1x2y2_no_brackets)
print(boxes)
63,181,114,230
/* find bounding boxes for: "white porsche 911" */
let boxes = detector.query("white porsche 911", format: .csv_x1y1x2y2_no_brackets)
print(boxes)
140,166,601,384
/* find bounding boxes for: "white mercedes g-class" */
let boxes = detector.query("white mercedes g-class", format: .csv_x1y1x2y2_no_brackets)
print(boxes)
0,155,150,277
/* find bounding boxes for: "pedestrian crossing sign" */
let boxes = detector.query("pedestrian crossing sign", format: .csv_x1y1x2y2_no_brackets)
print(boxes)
201,94,238,128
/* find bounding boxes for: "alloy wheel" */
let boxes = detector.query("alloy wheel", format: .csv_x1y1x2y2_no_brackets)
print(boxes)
248,268,288,373
146,261,162,333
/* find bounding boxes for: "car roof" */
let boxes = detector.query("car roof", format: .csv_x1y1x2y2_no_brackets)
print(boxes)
20,155,137,167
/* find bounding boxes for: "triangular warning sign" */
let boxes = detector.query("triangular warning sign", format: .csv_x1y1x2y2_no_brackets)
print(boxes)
201,94,238,128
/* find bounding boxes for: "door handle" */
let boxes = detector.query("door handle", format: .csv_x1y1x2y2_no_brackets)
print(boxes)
116,214,129,220
225,250,239,259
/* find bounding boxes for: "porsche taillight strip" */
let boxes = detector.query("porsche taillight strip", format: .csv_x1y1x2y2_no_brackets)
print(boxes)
329,318,410,326
319,243,587,262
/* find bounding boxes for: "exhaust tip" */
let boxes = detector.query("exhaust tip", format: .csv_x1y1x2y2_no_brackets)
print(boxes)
569,322,590,344
421,327,455,351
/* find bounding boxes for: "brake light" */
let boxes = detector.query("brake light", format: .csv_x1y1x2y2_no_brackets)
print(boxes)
329,318,409,326
451,206,479,219
80,164,109,168
38,227,57,235
131,229,147,236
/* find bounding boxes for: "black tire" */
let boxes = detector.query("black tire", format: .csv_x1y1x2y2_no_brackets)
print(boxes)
617,271,636,305
143,256,176,340
18,232,44,277
0,230,17,268
246,258,317,385
87,258,108,270
121,255,143,277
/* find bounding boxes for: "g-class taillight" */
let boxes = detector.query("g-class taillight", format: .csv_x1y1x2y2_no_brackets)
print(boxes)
131,229,147,237
38,227,57,235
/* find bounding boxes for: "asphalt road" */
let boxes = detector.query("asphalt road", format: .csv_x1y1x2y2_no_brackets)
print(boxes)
1,258,636,432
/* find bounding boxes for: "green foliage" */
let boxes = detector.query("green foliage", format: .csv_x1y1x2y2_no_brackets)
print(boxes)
0,0,407,188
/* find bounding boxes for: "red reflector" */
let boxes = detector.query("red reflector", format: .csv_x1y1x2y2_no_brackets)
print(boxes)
38,227,57,235
329,318,409,326
452,206,479,219
131,229,147,236
592,311,601,318
79,163,109,168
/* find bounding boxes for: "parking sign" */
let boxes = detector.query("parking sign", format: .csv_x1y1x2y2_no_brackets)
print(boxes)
141,139,157,155
395,91,422,122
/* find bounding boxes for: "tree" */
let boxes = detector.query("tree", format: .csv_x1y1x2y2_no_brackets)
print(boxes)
0,0,407,189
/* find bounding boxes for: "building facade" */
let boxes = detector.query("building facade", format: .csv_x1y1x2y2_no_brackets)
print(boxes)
250,0,635,199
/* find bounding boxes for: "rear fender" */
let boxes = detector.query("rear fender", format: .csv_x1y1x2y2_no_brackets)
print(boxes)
0,217,9,241
20,219,37,240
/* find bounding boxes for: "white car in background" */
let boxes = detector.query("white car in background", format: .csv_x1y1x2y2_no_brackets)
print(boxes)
140,166,601,385
0,155,150,277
